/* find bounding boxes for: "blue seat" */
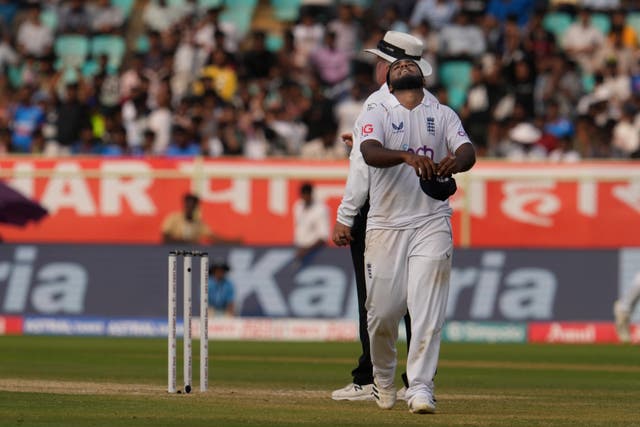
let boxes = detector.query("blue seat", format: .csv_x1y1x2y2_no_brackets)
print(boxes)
543,11,573,41
271,0,301,22
40,7,58,31
91,35,126,70
54,34,90,69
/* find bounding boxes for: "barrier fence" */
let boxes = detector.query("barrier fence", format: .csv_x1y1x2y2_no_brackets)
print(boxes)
0,157,639,247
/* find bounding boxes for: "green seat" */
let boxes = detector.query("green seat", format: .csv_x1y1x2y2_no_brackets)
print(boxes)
91,35,126,70
271,0,301,22
54,34,89,69
590,12,611,35
224,0,257,9
439,60,472,89
543,11,573,41
265,33,283,52
439,60,472,112
198,0,225,9
447,86,467,111
220,7,253,37
111,0,135,18
40,8,58,30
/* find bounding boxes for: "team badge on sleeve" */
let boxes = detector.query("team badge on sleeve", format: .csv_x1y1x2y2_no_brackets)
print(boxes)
362,124,374,135
457,127,467,137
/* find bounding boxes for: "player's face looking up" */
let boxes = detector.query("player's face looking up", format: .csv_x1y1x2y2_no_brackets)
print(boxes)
388,59,423,92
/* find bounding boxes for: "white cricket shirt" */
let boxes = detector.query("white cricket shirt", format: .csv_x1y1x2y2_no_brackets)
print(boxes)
359,91,471,230
336,84,439,227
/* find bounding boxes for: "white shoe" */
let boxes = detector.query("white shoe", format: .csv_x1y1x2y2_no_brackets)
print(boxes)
372,379,396,409
396,386,407,401
408,393,436,414
331,383,374,401
614,300,631,343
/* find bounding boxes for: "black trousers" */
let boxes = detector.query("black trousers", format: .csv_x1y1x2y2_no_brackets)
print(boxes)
350,200,411,387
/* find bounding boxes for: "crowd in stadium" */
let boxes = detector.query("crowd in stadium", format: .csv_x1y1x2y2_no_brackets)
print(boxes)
1,0,640,160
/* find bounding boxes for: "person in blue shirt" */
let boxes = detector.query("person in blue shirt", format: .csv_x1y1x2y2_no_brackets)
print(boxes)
208,260,235,317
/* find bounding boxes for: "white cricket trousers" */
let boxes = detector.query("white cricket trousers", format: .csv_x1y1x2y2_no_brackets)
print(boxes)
364,217,452,401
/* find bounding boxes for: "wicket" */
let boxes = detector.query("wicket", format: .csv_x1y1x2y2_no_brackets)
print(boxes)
168,250,209,394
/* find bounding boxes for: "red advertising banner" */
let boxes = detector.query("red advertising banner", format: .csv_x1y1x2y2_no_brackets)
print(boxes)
0,316,23,335
0,158,639,247
528,322,635,344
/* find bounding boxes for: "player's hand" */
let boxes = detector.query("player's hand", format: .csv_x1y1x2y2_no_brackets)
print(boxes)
436,155,459,177
332,222,353,246
341,133,353,148
404,153,437,181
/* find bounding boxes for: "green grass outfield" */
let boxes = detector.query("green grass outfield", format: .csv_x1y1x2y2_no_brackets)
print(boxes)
0,336,638,427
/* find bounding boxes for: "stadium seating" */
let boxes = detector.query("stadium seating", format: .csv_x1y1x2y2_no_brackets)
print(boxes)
91,34,126,70
439,60,472,111
39,7,58,31
590,12,611,35
111,0,135,19
54,34,90,69
271,0,302,22
198,0,225,8
543,11,573,41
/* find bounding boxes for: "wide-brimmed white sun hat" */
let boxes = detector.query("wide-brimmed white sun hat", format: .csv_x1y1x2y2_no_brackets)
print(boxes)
364,31,433,77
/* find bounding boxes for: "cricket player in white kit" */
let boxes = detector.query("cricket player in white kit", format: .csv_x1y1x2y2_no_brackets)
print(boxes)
360,58,476,413
332,32,440,402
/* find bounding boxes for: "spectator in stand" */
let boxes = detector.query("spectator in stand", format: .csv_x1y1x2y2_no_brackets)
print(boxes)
409,0,458,31
121,83,150,150
88,0,125,34
327,4,359,57
240,31,277,81
310,31,351,91
196,47,238,102
439,11,486,60
562,7,606,75
143,0,182,33
208,260,235,318
56,81,91,153
504,121,547,160
10,85,45,153
147,89,172,154
486,0,535,27
0,30,18,75
165,125,201,156
58,0,91,34
99,124,129,156
461,63,493,155
548,135,581,162
543,99,574,142
292,11,324,69
611,104,640,158
16,4,53,59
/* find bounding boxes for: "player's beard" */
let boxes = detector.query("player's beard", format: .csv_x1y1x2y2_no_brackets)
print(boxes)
390,74,423,91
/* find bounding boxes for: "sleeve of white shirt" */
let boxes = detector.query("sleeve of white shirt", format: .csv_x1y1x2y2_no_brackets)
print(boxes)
336,119,369,227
